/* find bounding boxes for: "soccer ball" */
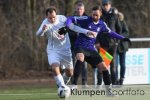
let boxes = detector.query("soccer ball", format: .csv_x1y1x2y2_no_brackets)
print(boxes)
58,85,71,98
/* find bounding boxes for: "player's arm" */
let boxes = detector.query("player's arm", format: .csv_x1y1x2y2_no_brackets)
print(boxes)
101,22,124,39
36,19,49,36
66,16,92,35
101,22,131,44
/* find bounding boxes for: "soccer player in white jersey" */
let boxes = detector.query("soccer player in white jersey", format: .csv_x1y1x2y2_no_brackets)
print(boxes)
36,7,94,88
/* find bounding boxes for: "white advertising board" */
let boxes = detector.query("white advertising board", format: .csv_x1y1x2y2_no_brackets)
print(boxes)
123,48,150,84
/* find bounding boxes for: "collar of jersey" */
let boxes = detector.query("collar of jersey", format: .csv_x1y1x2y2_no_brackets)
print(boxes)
93,20,100,25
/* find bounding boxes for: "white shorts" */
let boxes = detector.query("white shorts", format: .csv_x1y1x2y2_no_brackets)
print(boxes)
47,50,73,69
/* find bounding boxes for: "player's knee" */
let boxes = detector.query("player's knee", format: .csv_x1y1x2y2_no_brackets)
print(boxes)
98,62,108,71
67,72,73,77
66,69,73,77
51,63,60,75
102,67,107,71
76,53,84,62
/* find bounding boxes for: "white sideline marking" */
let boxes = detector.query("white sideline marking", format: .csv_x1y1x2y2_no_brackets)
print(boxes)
0,94,32,96
0,93,57,96
0,91,150,96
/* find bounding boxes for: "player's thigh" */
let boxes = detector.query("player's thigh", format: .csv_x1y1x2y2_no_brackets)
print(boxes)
60,54,73,76
47,52,60,68
85,50,103,67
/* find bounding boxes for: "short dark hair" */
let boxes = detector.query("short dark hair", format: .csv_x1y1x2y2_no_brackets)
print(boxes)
92,6,102,12
74,0,84,7
46,6,57,16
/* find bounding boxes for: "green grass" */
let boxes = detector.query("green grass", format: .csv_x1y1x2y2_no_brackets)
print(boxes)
0,86,58,100
0,85,150,100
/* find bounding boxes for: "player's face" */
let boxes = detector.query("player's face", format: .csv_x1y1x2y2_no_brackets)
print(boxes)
92,10,101,22
47,11,56,23
75,6,85,16
103,3,111,12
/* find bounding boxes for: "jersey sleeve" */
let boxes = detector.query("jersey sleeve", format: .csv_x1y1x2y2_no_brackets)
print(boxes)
36,18,47,36
66,16,90,34
66,16,89,27
101,22,111,33
74,16,89,25
101,21,124,39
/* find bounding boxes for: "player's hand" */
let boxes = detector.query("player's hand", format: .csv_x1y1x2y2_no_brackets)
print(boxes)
87,31,97,38
58,27,68,35
57,34,65,40
123,38,132,45
42,25,48,32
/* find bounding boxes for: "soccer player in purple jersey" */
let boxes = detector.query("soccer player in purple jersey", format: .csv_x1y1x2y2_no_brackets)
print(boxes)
66,6,128,95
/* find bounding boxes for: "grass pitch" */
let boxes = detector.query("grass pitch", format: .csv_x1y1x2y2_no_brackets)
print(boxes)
0,85,150,100
0,86,58,100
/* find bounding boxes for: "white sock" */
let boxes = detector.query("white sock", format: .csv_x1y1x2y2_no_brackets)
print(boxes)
54,74,65,87
63,73,71,85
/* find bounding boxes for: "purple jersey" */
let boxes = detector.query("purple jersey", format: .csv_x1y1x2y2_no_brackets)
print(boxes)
66,16,124,51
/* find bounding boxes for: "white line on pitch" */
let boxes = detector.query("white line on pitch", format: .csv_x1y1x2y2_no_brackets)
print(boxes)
0,93,57,95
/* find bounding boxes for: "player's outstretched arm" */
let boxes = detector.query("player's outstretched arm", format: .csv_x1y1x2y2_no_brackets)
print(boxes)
66,17,89,35
108,31,131,45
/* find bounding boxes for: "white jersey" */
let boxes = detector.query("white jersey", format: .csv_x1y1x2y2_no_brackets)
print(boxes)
36,15,90,67
36,15,71,51
36,15,89,51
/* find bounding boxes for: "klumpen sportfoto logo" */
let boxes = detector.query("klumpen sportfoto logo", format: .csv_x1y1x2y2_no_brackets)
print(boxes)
70,87,145,97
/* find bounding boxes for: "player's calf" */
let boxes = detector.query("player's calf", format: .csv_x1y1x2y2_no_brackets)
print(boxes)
63,68,73,84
